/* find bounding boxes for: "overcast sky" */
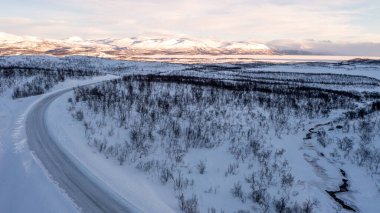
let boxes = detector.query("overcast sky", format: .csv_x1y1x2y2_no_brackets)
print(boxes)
1,0,380,55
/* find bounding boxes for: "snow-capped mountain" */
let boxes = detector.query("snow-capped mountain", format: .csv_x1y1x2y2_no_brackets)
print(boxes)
0,32,275,59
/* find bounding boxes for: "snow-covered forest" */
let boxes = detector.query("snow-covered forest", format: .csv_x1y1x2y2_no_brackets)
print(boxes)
64,58,380,212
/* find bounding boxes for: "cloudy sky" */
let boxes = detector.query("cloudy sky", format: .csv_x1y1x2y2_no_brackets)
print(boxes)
0,0,380,55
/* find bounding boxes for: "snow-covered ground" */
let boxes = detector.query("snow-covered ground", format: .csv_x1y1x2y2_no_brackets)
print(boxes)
1,55,380,212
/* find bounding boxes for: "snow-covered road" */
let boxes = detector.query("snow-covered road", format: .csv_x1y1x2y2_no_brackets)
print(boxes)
26,87,141,213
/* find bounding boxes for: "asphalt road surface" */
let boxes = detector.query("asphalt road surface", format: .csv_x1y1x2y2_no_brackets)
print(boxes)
26,88,142,213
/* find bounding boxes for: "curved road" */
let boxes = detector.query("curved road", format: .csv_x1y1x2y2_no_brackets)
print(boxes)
26,87,141,213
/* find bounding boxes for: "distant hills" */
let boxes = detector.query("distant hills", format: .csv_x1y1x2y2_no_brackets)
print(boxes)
0,32,321,60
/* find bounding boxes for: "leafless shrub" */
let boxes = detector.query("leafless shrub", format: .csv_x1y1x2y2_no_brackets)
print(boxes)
197,160,206,174
178,194,199,213
231,182,245,202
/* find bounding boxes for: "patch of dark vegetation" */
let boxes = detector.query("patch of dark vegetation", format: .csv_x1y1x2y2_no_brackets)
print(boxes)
123,74,363,103
343,58,380,65
235,71,379,87
185,64,380,88
202,64,242,71
0,66,100,98
345,100,380,120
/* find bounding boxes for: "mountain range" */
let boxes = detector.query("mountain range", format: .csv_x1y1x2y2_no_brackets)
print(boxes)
0,32,318,60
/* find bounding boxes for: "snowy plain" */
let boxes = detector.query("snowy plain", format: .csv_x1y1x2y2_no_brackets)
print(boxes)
1,55,380,212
